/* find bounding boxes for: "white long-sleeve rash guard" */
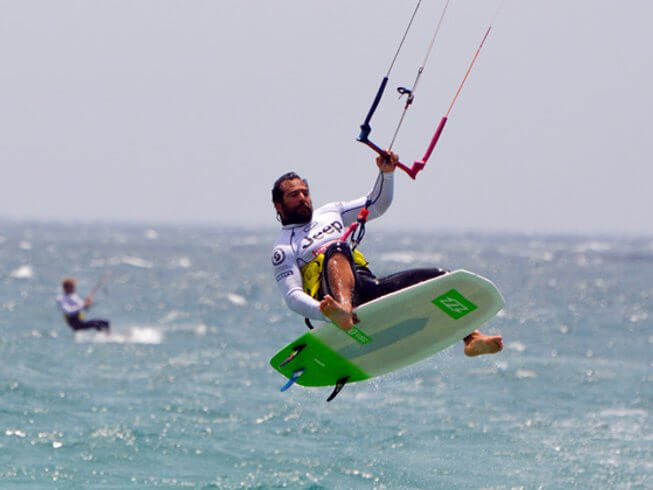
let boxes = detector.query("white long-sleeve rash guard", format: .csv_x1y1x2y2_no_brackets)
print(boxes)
57,293,85,316
271,171,394,321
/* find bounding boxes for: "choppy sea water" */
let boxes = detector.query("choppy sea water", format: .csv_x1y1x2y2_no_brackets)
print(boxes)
0,222,651,489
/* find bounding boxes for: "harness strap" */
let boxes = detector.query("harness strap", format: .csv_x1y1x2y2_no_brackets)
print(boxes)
340,200,371,250
301,248,368,299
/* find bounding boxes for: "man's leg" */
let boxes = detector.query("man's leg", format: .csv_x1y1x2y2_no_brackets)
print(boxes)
463,331,503,356
363,267,447,302
86,319,110,332
320,252,356,330
67,313,110,332
66,314,85,331
319,243,358,330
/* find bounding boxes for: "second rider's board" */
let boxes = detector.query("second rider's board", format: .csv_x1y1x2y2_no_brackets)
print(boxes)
270,269,504,401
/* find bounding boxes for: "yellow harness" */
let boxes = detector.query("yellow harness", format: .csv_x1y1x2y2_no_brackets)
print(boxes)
301,248,368,298
67,311,85,320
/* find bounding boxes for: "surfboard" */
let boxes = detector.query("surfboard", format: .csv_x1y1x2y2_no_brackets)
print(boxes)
270,269,504,400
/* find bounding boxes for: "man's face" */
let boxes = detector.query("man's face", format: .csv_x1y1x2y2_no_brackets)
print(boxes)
275,178,313,225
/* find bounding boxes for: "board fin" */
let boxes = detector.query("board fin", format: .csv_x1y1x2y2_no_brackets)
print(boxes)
326,376,350,402
279,344,306,367
280,368,305,392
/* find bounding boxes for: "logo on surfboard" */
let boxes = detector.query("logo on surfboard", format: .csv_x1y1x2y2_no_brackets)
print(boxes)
432,289,477,319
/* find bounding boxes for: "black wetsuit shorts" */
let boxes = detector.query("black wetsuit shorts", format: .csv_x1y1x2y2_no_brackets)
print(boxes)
65,313,110,332
320,241,447,307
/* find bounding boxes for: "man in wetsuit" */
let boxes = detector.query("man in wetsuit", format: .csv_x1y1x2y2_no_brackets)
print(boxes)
57,278,110,332
271,152,502,357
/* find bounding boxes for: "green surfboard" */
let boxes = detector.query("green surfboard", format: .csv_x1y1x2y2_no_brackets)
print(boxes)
270,269,505,394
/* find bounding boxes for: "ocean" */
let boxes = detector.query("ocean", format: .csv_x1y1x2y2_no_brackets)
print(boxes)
1,222,651,489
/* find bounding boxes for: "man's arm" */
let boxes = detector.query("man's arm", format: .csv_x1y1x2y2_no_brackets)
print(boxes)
272,244,329,321
367,151,398,219
340,170,395,226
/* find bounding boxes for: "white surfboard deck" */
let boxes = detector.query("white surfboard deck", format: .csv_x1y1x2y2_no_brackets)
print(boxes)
310,269,504,378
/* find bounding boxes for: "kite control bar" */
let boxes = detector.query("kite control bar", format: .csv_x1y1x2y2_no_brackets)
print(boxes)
357,74,440,180
358,126,445,180
357,77,389,144
356,0,499,181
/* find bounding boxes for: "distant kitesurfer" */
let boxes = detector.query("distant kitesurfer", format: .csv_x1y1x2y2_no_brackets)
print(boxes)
270,152,502,356
57,278,110,332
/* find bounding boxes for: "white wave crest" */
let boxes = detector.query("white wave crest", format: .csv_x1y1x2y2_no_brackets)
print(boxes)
379,251,444,264
515,369,538,379
171,256,192,268
75,326,163,344
506,341,526,352
119,255,153,268
11,265,33,279
89,255,154,268
379,252,417,264
574,241,612,253
226,293,247,306
599,408,648,418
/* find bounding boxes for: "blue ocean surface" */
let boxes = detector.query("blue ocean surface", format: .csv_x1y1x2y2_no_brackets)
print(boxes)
0,222,651,489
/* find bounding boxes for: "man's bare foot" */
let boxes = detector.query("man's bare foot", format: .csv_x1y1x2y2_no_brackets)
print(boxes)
320,295,355,331
464,330,503,357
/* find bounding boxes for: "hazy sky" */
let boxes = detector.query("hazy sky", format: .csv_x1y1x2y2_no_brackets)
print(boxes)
1,1,651,235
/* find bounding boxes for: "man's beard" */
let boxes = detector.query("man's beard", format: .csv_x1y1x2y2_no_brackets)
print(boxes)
280,202,313,225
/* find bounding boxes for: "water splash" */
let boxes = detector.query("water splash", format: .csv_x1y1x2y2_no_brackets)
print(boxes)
74,326,163,344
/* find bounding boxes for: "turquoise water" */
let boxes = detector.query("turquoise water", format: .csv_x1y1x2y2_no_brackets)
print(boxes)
1,222,651,488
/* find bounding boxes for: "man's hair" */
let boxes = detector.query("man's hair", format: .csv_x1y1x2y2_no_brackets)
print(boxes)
271,172,308,204
62,277,76,290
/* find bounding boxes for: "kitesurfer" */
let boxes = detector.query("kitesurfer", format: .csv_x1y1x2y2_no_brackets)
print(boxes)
57,278,110,332
270,153,502,356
